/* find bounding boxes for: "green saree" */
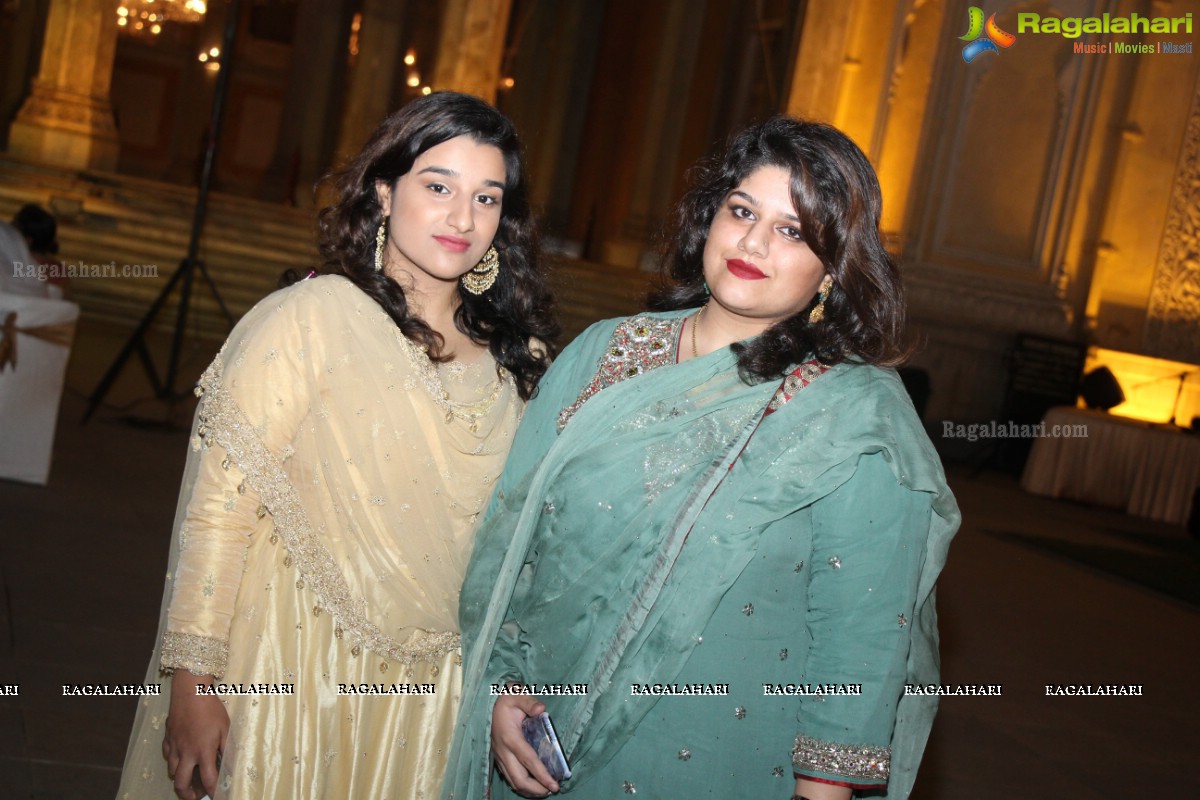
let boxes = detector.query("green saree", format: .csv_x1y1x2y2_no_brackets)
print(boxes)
443,311,959,799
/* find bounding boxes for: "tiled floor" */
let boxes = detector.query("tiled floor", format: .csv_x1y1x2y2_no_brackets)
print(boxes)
1,319,1197,798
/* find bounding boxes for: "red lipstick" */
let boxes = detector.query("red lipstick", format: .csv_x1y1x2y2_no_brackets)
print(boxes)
434,235,470,253
726,259,767,280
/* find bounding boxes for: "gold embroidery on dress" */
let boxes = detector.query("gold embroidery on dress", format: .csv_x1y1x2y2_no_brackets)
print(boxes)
396,331,508,429
191,357,460,666
161,631,231,678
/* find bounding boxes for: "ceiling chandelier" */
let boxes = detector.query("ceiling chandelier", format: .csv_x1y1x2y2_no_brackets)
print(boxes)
117,0,207,37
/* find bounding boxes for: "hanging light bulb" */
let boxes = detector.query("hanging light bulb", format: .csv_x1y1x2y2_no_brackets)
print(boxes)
116,0,206,40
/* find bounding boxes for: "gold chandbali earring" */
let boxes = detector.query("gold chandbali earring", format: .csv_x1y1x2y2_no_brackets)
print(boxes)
374,217,388,273
461,245,499,294
808,274,834,323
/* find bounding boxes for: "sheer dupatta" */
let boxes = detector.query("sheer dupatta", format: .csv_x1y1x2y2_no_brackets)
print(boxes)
442,313,957,799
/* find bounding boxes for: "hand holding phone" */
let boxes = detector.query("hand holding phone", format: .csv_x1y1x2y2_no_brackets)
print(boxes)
520,711,571,782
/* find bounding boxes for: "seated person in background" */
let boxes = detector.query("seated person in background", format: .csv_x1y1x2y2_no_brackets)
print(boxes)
0,219,47,298
12,204,66,299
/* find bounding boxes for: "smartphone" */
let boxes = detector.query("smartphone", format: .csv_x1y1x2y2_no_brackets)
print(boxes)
520,711,571,782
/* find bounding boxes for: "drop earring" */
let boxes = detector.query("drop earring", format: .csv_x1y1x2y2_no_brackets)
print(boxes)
461,245,499,294
374,218,388,273
808,275,833,324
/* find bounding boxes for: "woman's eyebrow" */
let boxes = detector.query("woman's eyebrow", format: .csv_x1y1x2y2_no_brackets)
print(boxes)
418,165,505,191
730,189,800,223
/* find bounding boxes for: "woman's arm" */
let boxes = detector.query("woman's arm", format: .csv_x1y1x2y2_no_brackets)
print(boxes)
163,669,228,799
160,290,313,795
791,450,932,791
160,430,269,798
793,777,853,800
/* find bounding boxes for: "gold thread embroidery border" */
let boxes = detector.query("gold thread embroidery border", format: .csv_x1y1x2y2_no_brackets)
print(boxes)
194,359,460,666
791,734,890,781
161,631,230,678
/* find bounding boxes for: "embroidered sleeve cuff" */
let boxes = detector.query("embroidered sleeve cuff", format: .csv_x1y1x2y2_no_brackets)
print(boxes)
792,734,890,786
160,631,229,678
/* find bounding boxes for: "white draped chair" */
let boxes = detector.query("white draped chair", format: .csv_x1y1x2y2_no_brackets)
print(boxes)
0,292,79,485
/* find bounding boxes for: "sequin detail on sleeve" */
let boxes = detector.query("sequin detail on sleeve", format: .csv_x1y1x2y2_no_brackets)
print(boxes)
194,358,460,666
160,631,230,678
557,316,683,431
791,734,891,782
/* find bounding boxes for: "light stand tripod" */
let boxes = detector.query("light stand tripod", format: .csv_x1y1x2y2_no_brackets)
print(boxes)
84,0,244,423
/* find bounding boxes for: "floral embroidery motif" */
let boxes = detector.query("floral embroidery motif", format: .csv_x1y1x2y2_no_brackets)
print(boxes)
557,316,683,431
791,734,890,781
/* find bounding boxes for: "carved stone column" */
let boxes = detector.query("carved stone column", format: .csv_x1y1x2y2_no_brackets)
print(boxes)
1144,70,1200,365
7,0,120,170
430,0,511,102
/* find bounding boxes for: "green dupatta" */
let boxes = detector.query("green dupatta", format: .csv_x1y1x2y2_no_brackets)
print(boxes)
442,313,958,799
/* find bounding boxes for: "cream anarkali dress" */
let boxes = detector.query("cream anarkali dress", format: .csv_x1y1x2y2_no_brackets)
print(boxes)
117,275,522,799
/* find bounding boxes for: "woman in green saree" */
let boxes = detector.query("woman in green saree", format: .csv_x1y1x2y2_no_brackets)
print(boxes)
443,117,959,800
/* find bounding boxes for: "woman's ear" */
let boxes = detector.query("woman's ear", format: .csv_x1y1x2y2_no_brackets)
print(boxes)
375,179,392,212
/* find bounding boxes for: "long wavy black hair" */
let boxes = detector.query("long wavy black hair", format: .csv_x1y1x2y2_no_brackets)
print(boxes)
314,91,558,400
649,116,905,382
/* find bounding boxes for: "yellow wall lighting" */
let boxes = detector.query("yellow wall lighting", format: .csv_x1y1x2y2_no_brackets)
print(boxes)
1083,347,1200,427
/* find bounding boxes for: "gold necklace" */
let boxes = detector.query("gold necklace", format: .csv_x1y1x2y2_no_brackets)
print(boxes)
690,303,707,359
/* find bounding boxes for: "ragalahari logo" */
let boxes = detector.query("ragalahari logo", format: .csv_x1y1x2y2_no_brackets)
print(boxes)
960,7,1017,62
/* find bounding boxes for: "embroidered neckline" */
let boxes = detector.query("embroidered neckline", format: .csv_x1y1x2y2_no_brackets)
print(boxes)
557,314,829,431
557,315,683,431
397,332,507,430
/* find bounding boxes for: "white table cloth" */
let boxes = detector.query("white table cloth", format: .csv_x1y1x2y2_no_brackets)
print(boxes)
1021,406,1200,526
0,292,79,485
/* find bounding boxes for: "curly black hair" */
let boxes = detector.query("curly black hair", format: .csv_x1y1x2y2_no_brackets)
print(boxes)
649,116,905,381
313,91,558,400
